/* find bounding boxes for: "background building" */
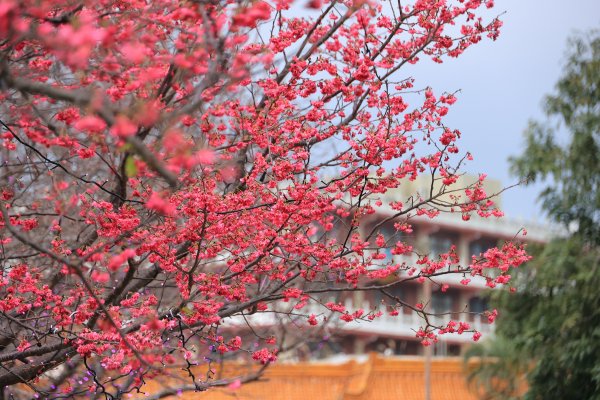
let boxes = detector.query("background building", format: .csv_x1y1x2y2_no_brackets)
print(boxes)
224,176,554,360
310,176,552,358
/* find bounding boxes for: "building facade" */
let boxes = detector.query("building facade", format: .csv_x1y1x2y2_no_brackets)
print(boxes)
225,176,554,360
310,177,552,358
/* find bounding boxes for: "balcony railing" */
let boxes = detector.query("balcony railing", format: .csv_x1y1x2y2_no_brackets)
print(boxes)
223,299,494,343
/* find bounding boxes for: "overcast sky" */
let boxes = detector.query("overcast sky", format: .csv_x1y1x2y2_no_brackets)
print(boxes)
403,0,599,222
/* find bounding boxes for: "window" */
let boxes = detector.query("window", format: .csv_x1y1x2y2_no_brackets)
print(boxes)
430,234,452,258
469,238,498,258
307,339,343,359
432,291,453,314
370,286,402,309
468,296,488,314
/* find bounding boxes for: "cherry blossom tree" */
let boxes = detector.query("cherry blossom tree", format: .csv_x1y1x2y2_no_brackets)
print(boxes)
0,0,529,398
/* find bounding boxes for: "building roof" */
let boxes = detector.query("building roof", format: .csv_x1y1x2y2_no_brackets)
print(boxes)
139,354,480,400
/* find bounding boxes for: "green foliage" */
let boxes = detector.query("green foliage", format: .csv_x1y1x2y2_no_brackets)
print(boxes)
493,239,600,399
124,155,137,177
510,30,600,244
464,337,527,400
467,30,600,400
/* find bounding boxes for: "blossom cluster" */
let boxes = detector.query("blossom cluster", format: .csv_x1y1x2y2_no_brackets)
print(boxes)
0,0,525,397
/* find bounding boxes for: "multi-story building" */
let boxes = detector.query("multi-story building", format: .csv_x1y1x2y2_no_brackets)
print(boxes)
305,176,552,358
226,176,554,360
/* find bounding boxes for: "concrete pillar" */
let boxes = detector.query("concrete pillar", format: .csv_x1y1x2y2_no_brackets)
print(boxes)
458,232,478,267
353,337,367,354
415,226,435,400
353,290,365,308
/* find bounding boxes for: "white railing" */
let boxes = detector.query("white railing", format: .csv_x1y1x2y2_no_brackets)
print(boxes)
366,251,490,289
223,299,494,343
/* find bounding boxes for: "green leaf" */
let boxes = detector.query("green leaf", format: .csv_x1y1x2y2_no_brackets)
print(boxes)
125,156,137,177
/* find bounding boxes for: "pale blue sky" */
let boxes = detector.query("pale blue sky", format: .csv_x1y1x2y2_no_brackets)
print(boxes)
404,0,599,222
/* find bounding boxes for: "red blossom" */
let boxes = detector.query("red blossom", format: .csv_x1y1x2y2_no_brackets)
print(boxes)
74,115,107,133
252,348,278,364
232,1,272,29
145,192,176,216
0,0,522,395
110,116,137,138
108,249,136,272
